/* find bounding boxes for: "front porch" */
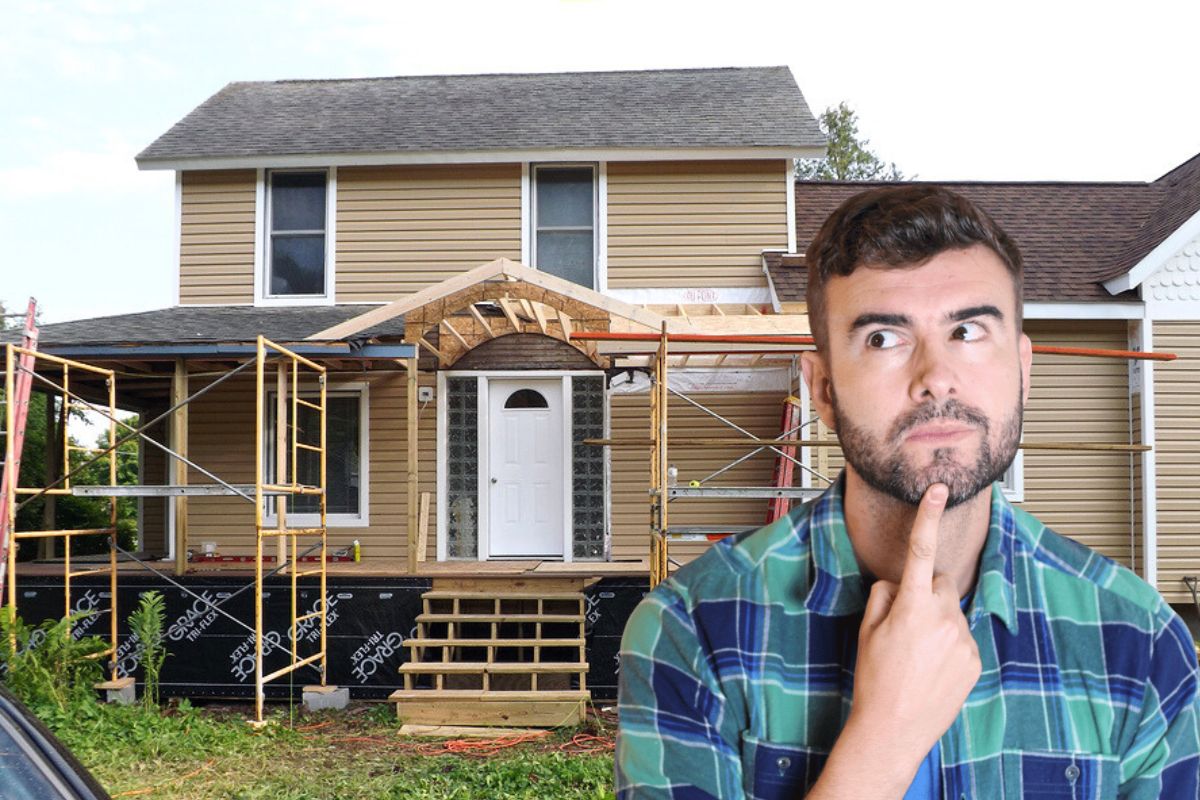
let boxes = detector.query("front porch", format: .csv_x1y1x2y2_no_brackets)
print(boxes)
4,257,811,724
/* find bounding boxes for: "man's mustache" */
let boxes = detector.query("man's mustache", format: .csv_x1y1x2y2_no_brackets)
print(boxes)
889,400,990,442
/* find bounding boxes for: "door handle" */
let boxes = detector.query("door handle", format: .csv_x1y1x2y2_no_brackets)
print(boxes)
490,478,498,484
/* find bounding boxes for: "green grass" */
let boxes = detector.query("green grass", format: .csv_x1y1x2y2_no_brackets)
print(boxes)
38,699,616,799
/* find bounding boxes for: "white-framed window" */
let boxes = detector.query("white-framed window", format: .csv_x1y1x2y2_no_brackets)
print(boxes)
1001,450,1024,502
264,385,369,527
531,164,597,289
265,169,329,299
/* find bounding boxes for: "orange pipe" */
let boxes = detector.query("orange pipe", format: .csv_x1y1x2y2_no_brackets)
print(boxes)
569,332,1176,361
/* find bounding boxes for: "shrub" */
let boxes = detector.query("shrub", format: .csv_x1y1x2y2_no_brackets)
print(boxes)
0,604,108,713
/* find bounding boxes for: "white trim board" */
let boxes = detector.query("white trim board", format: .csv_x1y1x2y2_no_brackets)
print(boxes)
598,161,609,293
519,163,531,265
172,172,182,306
139,147,820,172
1104,207,1200,295
1022,302,1144,320
256,168,337,308
785,163,797,254
262,382,371,528
609,287,773,305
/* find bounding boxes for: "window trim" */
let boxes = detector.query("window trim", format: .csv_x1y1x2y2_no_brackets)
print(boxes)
263,382,369,528
530,163,599,290
255,167,337,307
1001,448,1024,503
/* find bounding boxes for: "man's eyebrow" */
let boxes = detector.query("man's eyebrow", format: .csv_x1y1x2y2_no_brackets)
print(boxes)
947,305,1004,323
848,312,911,333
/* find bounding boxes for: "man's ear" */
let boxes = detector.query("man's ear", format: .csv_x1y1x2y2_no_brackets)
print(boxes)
1018,332,1033,405
799,350,837,432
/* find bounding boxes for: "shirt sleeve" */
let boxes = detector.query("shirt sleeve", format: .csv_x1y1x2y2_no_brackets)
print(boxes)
1119,612,1200,798
615,585,745,799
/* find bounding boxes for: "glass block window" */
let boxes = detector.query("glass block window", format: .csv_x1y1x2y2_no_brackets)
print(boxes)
446,377,479,559
571,376,606,559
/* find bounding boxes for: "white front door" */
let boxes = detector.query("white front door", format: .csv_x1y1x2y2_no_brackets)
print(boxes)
487,378,564,558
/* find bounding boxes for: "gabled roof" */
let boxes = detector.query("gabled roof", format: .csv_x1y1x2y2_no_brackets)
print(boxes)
1103,151,1200,292
137,66,824,168
768,180,1161,304
0,305,405,347
310,257,666,341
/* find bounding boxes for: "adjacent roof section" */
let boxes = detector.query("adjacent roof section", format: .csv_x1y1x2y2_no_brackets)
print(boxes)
0,305,404,347
1113,152,1200,276
137,66,824,168
768,181,1161,303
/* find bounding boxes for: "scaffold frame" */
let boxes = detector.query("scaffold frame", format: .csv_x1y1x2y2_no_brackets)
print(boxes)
2,333,331,725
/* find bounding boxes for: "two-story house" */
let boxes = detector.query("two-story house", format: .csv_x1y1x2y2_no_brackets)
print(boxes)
10,66,1200,719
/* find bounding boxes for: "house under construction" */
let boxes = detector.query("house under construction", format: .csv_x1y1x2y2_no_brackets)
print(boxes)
3,66,1199,727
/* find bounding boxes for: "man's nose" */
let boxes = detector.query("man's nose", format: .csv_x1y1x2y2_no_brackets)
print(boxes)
909,340,957,403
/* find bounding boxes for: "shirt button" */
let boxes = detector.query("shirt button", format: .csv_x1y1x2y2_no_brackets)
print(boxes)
775,756,792,773
1064,764,1081,782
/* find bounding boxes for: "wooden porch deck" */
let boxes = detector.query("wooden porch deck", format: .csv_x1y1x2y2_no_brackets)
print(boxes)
12,556,652,579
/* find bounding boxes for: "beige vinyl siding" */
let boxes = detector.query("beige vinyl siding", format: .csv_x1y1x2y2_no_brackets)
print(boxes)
1020,321,1136,567
179,170,257,305
336,165,521,301
606,160,788,289
610,390,788,564
183,370,437,567
800,321,1136,567
1152,321,1200,602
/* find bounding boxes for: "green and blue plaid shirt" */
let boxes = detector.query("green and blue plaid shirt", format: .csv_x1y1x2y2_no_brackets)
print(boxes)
617,476,1200,799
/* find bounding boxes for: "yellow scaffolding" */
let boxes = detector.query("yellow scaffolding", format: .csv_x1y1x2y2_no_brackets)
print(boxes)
4,335,331,724
4,344,120,679
253,336,328,724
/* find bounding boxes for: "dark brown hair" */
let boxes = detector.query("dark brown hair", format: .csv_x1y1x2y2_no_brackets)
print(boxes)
805,185,1023,351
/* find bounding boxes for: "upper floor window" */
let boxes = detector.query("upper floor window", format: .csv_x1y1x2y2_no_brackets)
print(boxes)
268,170,328,297
532,165,596,289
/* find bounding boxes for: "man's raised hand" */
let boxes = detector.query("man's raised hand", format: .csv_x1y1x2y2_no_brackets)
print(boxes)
843,483,983,778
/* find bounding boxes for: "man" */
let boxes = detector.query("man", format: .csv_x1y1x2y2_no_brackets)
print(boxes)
615,186,1200,799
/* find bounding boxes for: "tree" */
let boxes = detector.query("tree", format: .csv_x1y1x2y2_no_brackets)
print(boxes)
796,102,906,181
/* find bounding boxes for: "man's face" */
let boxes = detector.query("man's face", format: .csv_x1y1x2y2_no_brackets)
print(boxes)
800,245,1033,509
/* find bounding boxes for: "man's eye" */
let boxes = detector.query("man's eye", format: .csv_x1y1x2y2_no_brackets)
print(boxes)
866,330,902,349
952,322,985,341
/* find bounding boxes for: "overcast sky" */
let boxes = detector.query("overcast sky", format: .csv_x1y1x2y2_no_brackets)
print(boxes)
3,0,1198,324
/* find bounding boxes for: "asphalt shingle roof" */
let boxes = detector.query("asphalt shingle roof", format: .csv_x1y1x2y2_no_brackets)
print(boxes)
768,180,1168,303
1108,151,1200,279
137,67,824,164
1,306,404,346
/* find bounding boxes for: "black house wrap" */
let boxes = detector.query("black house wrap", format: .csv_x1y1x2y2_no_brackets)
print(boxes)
12,574,649,703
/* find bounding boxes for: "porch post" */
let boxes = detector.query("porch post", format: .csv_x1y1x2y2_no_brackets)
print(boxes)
407,356,420,573
171,358,189,576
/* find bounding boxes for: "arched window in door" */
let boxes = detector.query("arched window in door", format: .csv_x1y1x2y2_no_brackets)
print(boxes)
504,389,549,409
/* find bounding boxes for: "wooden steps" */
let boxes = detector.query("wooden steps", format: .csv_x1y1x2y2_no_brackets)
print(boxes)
404,637,584,648
400,661,589,674
388,688,589,727
390,580,591,727
416,612,584,624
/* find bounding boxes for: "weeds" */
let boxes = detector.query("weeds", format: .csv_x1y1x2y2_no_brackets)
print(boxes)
127,590,168,708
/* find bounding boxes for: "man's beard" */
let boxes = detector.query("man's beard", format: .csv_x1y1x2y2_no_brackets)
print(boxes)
832,388,1023,509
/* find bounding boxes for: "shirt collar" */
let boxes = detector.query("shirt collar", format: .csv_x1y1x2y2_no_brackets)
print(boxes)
803,474,1019,635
